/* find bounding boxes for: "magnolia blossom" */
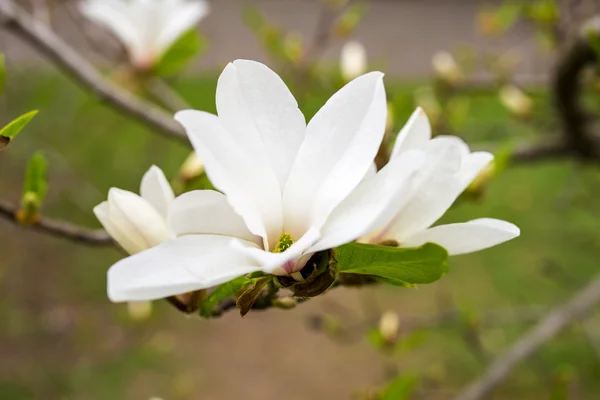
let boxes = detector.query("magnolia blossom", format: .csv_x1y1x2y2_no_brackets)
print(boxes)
340,40,367,82
80,0,210,68
330,107,520,255
106,60,430,302
432,51,463,85
105,60,519,303
94,165,174,254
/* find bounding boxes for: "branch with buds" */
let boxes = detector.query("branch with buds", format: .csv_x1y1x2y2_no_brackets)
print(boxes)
0,0,187,143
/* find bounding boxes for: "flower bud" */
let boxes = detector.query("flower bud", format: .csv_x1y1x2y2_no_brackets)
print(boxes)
379,310,400,344
341,40,367,82
127,301,153,321
94,188,170,254
432,51,463,85
499,84,533,118
178,152,204,183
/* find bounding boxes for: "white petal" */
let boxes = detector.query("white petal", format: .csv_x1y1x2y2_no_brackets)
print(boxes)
175,110,282,248
231,227,321,275
108,235,262,302
140,165,175,219
107,188,171,252
80,1,143,61
168,190,260,244
310,150,425,253
391,107,431,158
402,218,520,255
216,60,306,188
458,151,494,188
94,201,138,254
376,139,464,241
156,1,210,54
283,72,387,236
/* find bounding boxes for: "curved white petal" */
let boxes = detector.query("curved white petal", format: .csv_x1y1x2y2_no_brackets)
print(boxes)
108,235,262,302
107,188,171,251
94,201,140,254
310,150,425,253
175,110,282,248
168,190,260,244
458,151,494,188
156,1,210,54
283,72,387,237
402,218,520,255
216,60,306,189
391,107,431,158
378,139,464,241
140,165,175,219
231,227,321,275
80,1,143,62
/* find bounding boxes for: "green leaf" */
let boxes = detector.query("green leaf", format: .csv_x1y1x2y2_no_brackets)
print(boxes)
199,276,250,318
335,242,449,286
0,53,5,95
236,276,271,317
23,151,48,201
380,375,418,400
0,110,38,150
587,30,600,68
154,30,206,76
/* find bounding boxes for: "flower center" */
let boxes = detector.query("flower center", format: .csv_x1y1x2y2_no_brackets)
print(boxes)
273,232,294,253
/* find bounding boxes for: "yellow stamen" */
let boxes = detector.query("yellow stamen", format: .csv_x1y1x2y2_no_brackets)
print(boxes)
273,232,294,253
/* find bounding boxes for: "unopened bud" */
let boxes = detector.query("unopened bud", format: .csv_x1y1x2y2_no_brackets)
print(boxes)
127,301,153,321
499,84,533,118
340,40,367,82
273,297,297,309
386,102,395,132
379,310,400,344
432,51,463,85
17,191,41,225
178,152,204,182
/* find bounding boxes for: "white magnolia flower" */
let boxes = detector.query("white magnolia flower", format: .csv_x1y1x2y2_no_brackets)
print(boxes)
94,165,175,254
340,40,367,82
80,0,210,68
106,59,429,302
345,107,520,255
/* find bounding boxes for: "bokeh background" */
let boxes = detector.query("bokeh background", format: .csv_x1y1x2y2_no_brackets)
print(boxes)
2,0,600,399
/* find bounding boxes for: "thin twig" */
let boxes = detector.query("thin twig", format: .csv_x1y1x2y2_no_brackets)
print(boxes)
0,198,113,245
0,0,187,143
453,274,600,400
146,77,190,112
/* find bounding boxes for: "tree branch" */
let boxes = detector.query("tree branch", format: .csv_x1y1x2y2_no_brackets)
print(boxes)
553,29,600,160
0,198,113,245
0,0,187,143
453,274,600,400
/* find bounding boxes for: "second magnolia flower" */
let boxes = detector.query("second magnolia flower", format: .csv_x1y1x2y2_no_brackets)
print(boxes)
98,59,519,302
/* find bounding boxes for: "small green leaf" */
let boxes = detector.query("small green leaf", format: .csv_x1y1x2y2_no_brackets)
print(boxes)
154,30,206,76
0,110,38,150
335,242,449,286
236,276,271,317
199,276,250,318
0,53,5,95
587,30,600,68
23,151,48,201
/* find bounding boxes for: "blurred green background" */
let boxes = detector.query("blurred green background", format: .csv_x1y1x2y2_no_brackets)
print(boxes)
2,0,600,399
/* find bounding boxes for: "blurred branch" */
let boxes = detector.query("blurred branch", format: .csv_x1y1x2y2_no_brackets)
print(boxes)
453,274,600,400
0,198,113,246
0,0,187,143
553,24,600,160
146,77,190,113
509,141,571,164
